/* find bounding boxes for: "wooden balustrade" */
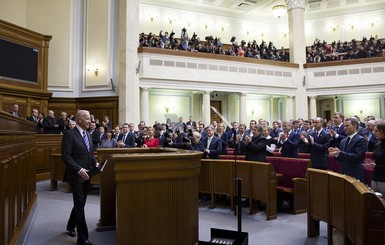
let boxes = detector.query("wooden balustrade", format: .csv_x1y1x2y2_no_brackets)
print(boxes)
0,111,36,245
307,168,385,244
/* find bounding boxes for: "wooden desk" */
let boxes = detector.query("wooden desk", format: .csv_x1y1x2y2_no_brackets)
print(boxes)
112,148,202,245
96,148,169,230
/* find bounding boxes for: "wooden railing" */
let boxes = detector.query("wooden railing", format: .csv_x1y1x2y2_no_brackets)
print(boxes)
307,168,385,244
0,111,36,245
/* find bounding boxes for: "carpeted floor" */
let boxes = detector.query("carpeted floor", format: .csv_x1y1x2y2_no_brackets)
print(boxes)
23,181,327,245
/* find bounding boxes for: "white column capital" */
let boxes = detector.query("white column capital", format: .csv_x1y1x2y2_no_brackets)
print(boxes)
309,95,317,100
203,91,211,95
287,0,305,10
240,92,247,97
140,87,150,92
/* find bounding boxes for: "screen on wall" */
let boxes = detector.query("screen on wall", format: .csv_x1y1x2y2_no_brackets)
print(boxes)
0,38,38,83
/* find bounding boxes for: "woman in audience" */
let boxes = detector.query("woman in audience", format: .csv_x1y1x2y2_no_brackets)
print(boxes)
262,126,276,156
216,122,229,155
99,129,117,148
370,121,385,197
143,127,159,147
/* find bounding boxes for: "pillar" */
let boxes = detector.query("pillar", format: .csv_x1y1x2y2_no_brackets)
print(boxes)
240,93,247,124
117,0,140,125
286,96,294,120
309,96,317,119
203,91,211,127
140,87,149,124
287,0,308,119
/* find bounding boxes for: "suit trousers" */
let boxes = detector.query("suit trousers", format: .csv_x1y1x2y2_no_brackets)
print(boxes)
67,180,90,242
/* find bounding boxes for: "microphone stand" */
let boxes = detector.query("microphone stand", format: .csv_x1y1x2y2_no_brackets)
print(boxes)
233,132,242,232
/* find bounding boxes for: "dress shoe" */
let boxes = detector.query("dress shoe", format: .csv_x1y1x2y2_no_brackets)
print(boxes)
77,240,94,245
66,227,77,237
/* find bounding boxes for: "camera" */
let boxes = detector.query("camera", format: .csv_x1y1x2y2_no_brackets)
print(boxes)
205,35,212,40
182,27,187,33
230,36,236,43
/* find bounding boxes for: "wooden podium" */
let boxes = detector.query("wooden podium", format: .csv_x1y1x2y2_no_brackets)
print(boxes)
112,148,202,245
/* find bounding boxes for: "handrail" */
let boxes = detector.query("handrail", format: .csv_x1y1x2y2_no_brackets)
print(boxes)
138,47,299,69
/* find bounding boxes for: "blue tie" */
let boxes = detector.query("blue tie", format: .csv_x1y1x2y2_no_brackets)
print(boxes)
83,131,90,152
344,137,350,151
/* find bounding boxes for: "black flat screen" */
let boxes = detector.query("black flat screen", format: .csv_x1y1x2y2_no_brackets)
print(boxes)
0,38,38,83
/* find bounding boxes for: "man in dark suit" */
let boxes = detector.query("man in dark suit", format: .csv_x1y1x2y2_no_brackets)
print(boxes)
328,117,367,183
329,112,346,148
26,108,40,133
186,116,197,130
117,123,136,148
203,125,222,159
363,119,377,152
43,110,58,134
89,122,100,152
240,124,267,162
26,108,39,123
10,103,22,117
276,121,300,158
61,110,99,245
308,117,332,170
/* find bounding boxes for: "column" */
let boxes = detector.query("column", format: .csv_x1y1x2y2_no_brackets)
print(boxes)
286,96,294,120
287,0,308,119
117,0,140,125
140,87,149,124
240,93,247,124
309,96,317,119
203,91,211,127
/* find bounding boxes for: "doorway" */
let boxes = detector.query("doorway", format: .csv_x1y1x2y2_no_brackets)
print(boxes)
210,100,222,124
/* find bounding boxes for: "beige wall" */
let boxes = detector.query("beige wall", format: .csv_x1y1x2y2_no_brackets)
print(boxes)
26,0,71,88
0,0,27,27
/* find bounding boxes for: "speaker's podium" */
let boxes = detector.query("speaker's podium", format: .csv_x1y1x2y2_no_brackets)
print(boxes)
112,148,202,245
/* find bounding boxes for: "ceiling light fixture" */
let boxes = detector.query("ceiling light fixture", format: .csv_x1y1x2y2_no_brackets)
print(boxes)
272,4,286,19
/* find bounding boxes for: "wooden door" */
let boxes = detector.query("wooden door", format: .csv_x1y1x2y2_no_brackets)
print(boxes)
210,100,222,123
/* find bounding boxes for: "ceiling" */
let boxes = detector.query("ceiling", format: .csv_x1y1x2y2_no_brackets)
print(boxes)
140,0,385,22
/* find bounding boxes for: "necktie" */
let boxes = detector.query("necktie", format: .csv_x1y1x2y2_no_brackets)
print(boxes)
122,134,126,143
344,137,350,151
83,131,90,152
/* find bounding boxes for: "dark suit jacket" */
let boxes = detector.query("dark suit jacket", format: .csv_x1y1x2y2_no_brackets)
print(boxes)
117,133,135,148
61,128,97,184
217,132,229,155
26,116,38,123
363,129,377,152
90,129,100,152
203,136,222,159
26,116,39,133
43,116,58,134
240,134,267,162
10,111,22,118
336,134,367,182
186,121,196,129
277,131,300,158
309,129,332,169
329,124,346,148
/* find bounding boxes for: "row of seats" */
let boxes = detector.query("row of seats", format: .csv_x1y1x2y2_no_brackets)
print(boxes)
202,156,311,219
